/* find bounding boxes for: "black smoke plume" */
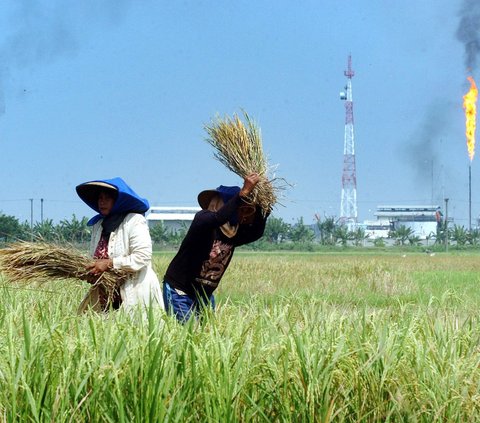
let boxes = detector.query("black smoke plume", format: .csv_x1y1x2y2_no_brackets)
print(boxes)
0,0,131,115
456,0,480,72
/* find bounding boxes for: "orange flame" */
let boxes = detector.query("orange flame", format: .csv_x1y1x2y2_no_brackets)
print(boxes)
463,76,478,162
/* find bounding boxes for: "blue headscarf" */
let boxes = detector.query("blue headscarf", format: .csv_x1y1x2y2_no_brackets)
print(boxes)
216,186,241,225
216,185,241,205
76,177,150,226
197,185,241,225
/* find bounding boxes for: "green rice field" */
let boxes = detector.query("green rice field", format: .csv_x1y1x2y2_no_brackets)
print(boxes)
1,251,480,422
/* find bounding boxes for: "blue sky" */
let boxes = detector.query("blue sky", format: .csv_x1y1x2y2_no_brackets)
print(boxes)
0,0,478,227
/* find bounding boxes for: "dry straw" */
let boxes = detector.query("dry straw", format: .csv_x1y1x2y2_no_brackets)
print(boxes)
204,111,288,214
0,241,126,297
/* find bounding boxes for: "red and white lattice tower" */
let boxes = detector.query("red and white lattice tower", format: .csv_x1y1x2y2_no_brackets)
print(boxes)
339,54,357,228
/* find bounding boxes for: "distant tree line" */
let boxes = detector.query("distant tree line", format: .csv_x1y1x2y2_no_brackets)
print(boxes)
254,215,480,250
0,212,199,247
0,213,91,244
0,211,479,250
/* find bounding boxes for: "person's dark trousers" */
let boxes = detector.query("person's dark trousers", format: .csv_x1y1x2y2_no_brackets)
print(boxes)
163,281,215,324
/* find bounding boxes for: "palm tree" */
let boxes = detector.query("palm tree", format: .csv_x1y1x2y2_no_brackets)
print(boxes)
290,217,314,243
408,235,422,246
33,219,58,241
58,214,90,243
351,227,369,247
468,228,480,246
264,216,290,243
450,224,468,246
334,225,351,247
316,216,336,245
166,223,189,247
390,225,414,246
150,221,169,244
425,231,435,247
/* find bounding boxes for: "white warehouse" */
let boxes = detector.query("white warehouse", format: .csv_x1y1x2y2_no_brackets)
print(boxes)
146,206,201,233
373,205,441,239
360,219,392,239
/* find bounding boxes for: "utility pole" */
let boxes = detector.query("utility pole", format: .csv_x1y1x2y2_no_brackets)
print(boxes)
444,198,449,252
41,198,44,224
29,198,34,241
431,160,434,205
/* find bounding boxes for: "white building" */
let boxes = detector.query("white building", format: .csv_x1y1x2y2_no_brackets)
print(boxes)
373,205,441,239
146,206,201,233
360,219,392,239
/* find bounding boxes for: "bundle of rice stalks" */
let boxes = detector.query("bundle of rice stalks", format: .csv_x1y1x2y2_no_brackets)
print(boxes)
0,241,127,297
204,111,288,214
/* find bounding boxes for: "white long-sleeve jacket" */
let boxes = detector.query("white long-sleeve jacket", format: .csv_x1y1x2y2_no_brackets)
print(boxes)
89,213,164,310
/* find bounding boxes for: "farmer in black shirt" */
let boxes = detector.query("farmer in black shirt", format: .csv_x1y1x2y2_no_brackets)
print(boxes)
163,173,268,323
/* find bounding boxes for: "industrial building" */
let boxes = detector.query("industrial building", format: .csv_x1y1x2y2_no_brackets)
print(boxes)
146,206,200,233
360,220,392,239
335,58,444,242
372,205,441,239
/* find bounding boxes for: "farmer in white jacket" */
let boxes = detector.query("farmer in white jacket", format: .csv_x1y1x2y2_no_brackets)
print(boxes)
76,177,163,313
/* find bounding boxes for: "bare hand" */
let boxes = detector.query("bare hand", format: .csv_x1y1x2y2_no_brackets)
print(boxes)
240,173,260,198
86,259,113,276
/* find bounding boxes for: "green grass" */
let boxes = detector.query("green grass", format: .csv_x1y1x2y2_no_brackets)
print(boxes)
1,252,480,421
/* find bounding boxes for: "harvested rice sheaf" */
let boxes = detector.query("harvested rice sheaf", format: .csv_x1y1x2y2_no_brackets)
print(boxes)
204,111,288,215
0,241,126,296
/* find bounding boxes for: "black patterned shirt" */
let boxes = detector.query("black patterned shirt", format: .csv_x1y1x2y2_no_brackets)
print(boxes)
163,194,267,297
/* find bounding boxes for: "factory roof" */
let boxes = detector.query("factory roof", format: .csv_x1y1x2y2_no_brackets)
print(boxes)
376,205,440,211
146,206,200,221
374,205,441,220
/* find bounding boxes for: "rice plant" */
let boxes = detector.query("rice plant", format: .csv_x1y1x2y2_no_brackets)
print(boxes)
0,241,127,310
1,252,480,421
204,111,289,214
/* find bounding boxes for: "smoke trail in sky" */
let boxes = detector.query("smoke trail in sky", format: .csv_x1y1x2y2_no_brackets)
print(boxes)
0,0,132,115
456,0,480,72
402,102,452,202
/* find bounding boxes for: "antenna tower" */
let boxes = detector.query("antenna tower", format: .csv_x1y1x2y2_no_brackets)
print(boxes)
339,54,357,228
